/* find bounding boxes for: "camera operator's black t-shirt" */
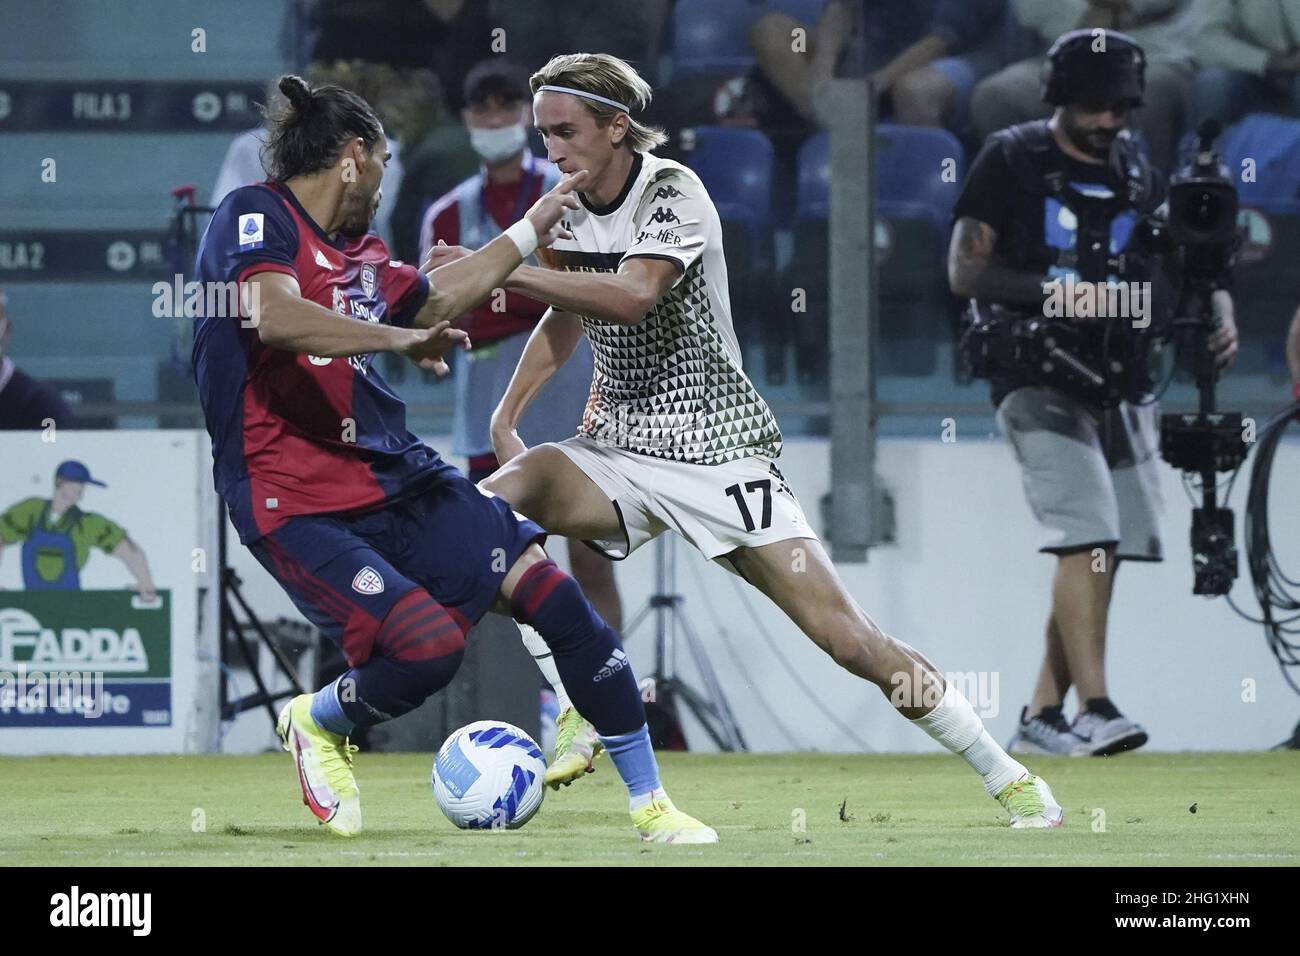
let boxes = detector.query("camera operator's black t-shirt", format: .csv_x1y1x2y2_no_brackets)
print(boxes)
953,134,1140,275
953,130,1160,406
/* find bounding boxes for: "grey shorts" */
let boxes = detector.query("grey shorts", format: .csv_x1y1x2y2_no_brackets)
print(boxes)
452,330,595,458
995,386,1164,561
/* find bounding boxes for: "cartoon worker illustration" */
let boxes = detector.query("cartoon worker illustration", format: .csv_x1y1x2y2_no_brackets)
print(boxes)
0,460,157,597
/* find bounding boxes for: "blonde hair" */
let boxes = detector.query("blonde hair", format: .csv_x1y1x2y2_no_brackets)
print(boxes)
530,52,667,152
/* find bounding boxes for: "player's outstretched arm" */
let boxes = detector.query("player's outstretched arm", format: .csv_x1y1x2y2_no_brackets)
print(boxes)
244,270,468,373
412,172,586,329
489,308,585,463
504,257,679,326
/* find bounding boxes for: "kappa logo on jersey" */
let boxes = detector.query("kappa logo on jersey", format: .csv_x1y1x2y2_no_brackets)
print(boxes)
653,185,683,201
649,206,680,225
351,566,385,595
314,248,336,270
593,648,630,683
361,262,377,299
238,213,265,250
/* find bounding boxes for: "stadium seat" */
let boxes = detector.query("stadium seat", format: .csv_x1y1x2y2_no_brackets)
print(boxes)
1217,113,1300,211
1192,115,1300,374
795,131,831,223
800,126,970,243
657,3,831,150
768,0,829,26
687,127,776,366
671,0,763,76
688,126,774,254
798,126,966,232
787,128,967,383
1224,200,1300,374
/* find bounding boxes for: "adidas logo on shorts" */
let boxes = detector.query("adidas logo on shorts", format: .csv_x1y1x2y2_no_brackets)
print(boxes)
593,648,630,683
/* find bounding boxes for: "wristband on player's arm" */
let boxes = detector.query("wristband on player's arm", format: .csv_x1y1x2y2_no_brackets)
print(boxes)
505,220,538,260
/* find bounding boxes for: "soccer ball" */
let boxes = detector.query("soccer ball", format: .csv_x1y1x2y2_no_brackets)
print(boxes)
431,720,547,830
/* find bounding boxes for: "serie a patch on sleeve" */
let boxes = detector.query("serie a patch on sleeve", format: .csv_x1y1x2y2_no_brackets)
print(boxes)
238,212,265,250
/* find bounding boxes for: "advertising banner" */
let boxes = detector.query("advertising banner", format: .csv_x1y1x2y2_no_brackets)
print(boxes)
0,431,218,753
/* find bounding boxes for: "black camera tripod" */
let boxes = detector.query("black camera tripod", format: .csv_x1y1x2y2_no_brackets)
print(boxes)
621,536,747,751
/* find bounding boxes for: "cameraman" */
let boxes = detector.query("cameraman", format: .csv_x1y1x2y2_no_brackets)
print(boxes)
949,30,1239,755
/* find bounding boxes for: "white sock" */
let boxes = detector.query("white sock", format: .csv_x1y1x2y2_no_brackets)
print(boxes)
517,623,573,712
629,786,668,812
912,682,1027,796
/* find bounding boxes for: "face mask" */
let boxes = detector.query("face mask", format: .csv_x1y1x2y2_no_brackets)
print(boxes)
469,122,528,164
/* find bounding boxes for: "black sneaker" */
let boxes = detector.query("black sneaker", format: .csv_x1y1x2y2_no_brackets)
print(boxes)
1072,697,1148,756
1007,705,1090,756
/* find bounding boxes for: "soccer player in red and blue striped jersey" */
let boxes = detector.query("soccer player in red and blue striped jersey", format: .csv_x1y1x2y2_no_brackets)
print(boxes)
191,75,714,842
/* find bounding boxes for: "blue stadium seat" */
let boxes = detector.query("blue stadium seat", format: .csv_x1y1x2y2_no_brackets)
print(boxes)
796,126,966,231
687,127,774,253
672,0,763,76
1216,117,1300,373
876,125,965,231
1218,114,1300,211
684,127,775,369
768,0,829,25
790,127,966,381
796,132,831,222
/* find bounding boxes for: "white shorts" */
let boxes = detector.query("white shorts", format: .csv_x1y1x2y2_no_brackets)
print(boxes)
548,436,818,561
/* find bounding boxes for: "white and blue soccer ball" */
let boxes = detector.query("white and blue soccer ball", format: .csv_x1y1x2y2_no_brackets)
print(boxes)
431,720,547,830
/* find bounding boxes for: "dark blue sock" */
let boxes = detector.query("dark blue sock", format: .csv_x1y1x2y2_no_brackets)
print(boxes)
336,589,467,730
511,559,646,736
340,654,464,728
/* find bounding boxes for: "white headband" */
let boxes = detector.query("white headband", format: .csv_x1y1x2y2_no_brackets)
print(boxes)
536,84,631,114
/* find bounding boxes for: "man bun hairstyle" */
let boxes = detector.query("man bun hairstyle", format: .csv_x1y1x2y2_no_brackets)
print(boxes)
261,73,384,181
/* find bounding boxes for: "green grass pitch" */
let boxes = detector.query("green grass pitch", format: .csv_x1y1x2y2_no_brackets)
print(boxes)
2,752,1297,866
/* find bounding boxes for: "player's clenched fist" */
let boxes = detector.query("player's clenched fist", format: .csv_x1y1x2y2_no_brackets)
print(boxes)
525,170,588,248
399,320,470,376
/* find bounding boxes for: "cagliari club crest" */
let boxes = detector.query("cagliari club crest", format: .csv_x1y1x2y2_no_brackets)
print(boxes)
351,566,385,595
360,262,377,300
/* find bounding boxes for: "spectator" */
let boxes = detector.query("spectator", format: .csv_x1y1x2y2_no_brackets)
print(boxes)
285,3,496,260
418,59,624,668
309,0,492,112
0,289,73,431
489,0,672,77
1188,0,1300,129
749,0,1011,132
972,0,1195,170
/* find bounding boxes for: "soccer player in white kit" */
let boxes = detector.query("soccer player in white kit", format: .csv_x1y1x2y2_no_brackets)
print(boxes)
475,53,1061,828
